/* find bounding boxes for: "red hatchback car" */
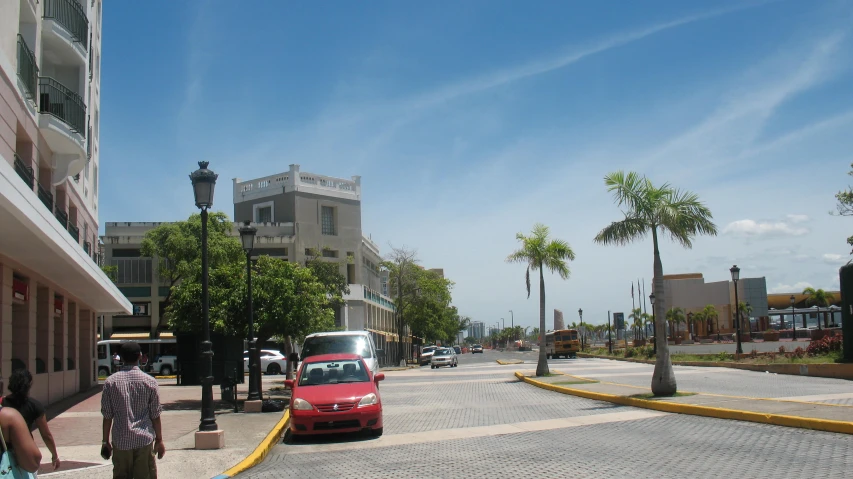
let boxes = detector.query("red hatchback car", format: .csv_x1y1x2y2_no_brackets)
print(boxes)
285,353,385,437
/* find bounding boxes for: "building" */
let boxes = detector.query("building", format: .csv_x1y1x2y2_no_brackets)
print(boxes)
1,0,131,406
660,273,769,335
467,321,485,339
101,165,402,358
554,309,565,330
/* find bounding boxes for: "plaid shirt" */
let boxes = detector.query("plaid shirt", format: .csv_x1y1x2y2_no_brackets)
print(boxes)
101,366,162,451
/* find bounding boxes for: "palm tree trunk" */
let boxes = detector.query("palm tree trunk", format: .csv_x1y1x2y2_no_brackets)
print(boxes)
651,226,677,396
817,306,821,330
536,266,549,376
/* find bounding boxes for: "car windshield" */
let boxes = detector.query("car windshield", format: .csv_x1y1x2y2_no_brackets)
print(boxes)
474,344,482,348
422,347,437,353
302,336,373,359
298,359,370,386
436,349,453,355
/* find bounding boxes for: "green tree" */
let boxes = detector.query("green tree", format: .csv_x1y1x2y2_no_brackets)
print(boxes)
629,308,643,341
690,310,706,341
736,301,753,333
594,171,717,395
507,223,576,376
304,248,351,311
140,212,244,333
833,163,853,253
803,287,835,330
701,305,719,338
666,307,686,340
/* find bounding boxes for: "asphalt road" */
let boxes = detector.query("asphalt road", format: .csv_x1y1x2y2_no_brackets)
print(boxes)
238,349,853,478
589,340,812,354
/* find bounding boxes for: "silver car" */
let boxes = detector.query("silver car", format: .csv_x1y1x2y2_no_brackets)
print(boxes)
430,348,458,369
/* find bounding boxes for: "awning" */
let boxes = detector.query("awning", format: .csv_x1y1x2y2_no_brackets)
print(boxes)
366,329,398,339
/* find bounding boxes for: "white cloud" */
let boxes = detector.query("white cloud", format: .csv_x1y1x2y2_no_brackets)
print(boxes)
769,281,813,294
787,214,810,223
722,219,809,237
822,253,849,264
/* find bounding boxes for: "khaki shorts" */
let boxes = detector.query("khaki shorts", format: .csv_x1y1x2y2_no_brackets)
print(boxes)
112,443,157,479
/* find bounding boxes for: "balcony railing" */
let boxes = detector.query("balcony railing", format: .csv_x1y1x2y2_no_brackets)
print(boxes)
13,153,35,189
55,209,68,229
37,183,54,212
83,241,90,255
39,77,86,134
68,223,80,243
16,35,38,101
43,0,89,50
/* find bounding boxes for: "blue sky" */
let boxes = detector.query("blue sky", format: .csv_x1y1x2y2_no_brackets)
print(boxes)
99,0,853,330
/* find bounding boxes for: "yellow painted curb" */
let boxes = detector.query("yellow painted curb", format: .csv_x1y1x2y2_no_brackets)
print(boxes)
496,359,524,365
220,410,290,477
514,372,853,435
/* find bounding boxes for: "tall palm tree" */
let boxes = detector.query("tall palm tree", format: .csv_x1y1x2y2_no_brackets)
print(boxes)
702,305,719,340
628,308,643,340
642,312,653,340
666,307,686,340
803,288,835,330
737,301,753,333
690,310,706,341
507,223,576,376
594,171,717,395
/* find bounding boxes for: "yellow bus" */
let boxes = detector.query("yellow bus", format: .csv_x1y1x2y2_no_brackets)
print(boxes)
545,329,580,359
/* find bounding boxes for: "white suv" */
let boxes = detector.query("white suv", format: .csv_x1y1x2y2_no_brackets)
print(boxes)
243,349,288,375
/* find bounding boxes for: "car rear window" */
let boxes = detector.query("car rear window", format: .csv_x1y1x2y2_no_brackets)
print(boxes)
298,360,370,386
302,335,373,359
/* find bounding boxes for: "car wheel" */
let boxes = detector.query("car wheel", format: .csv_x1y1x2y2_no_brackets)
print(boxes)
98,367,110,378
372,427,383,437
267,363,281,375
160,365,173,376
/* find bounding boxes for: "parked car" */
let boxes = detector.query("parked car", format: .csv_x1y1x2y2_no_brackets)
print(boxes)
430,348,458,369
301,331,382,376
149,355,177,376
285,353,385,437
471,344,484,353
453,346,462,354
419,346,439,366
244,349,288,375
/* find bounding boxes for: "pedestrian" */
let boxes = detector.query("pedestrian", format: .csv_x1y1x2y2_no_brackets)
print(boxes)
101,342,165,479
0,375,42,475
4,369,61,471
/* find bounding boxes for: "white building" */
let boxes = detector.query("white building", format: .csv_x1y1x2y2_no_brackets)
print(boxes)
0,0,131,406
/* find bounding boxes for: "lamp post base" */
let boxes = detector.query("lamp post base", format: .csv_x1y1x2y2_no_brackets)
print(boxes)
194,430,225,450
244,400,263,413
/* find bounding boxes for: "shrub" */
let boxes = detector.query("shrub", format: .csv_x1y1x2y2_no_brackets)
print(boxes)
748,349,759,359
640,345,655,359
767,352,777,361
778,345,786,354
716,351,731,362
792,347,806,359
806,336,843,357
624,347,636,358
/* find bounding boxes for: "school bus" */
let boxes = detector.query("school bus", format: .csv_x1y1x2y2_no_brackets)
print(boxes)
545,329,580,359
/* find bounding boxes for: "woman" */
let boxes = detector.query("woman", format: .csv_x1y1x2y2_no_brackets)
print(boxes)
0,375,42,473
4,370,59,470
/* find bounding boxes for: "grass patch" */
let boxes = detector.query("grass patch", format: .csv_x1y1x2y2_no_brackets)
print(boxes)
629,392,696,399
553,379,599,386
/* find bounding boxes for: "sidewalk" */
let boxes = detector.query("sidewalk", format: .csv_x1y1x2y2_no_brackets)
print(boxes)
516,369,853,435
37,376,290,479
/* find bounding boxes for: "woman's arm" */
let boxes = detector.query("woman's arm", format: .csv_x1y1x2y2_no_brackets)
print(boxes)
35,415,60,470
2,409,42,473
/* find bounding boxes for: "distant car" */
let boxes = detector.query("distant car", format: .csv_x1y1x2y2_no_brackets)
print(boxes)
471,344,484,354
430,348,458,369
420,346,439,366
244,349,288,375
285,353,385,437
453,346,462,354
150,355,177,376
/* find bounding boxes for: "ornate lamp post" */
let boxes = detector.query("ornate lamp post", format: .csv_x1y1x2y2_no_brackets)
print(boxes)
238,221,261,403
649,292,656,355
790,295,797,343
578,308,584,350
730,265,743,355
189,161,220,441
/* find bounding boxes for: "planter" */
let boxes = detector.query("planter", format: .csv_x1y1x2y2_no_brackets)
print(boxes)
763,332,780,342
674,338,683,345
632,339,647,347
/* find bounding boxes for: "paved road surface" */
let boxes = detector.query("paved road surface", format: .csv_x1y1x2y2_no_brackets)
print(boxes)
238,350,853,478
589,340,812,354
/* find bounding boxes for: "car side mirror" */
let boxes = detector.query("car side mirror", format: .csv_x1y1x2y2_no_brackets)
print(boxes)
284,379,294,389
288,353,299,363
375,349,385,358
374,373,385,382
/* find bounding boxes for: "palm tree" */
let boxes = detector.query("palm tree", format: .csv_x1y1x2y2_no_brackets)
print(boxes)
737,301,753,333
690,310,705,341
642,312,653,340
628,308,643,341
702,305,719,341
666,307,686,341
594,171,717,395
803,288,835,330
507,223,576,376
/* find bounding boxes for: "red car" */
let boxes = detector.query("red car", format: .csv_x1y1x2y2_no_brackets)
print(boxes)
285,353,385,437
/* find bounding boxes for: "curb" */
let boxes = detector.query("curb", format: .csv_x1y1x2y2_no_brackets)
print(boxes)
496,360,524,365
211,410,290,478
514,372,853,435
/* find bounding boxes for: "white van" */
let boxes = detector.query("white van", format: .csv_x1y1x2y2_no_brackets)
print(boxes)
300,331,382,376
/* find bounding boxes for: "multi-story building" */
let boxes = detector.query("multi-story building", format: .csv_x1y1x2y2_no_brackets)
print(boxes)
467,321,485,339
0,0,131,406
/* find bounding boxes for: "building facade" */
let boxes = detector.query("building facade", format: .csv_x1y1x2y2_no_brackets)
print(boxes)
553,309,565,330
467,321,485,339
0,0,131,406
661,273,769,335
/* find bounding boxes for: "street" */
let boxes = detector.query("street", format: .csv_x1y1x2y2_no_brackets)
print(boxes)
238,350,853,478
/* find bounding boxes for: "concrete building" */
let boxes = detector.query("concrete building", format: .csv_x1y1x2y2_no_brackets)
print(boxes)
1,0,131,406
467,321,485,339
554,309,565,330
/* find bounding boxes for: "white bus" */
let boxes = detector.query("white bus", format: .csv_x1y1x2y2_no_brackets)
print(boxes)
97,339,177,377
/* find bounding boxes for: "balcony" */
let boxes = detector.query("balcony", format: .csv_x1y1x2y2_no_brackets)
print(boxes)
55,209,68,229
39,77,86,135
16,35,38,102
83,241,90,255
68,222,80,243
37,183,54,212
13,154,35,189
43,0,89,50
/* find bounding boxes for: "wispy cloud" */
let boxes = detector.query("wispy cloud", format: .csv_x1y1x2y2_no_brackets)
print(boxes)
723,219,810,237
769,281,813,294
787,214,810,223
822,253,849,264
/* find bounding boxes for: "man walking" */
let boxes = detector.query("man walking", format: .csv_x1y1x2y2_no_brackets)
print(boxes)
101,342,165,478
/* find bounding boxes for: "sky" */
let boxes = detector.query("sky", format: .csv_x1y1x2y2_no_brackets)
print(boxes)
99,0,853,330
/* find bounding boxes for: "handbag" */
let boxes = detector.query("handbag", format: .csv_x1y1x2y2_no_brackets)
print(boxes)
0,408,36,479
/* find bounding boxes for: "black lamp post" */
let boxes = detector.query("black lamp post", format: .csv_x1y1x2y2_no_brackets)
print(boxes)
578,308,584,350
607,310,612,354
687,312,693,342
649,292,656,355
238,221,261,402
509,310,514,341
731,265,743,355
790,295,797,343
189,161,218,433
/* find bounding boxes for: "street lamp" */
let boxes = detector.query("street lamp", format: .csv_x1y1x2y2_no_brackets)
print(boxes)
607,310,613,354
578,308,584,350
189,161,219,435
509,310,514,340
649,292,656,355
730,265,743,355
790,295,797,343
238,220,261,403
687,312,693,342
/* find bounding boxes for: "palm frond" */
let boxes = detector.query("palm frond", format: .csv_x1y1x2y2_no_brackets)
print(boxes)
659,187,718,248
594,215,648,245
525,266,531,299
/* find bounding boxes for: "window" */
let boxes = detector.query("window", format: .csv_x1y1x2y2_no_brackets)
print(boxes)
322,249,338,258
93,164,98,196
112,249,141,258
321,206,336,235
257,206,272,223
